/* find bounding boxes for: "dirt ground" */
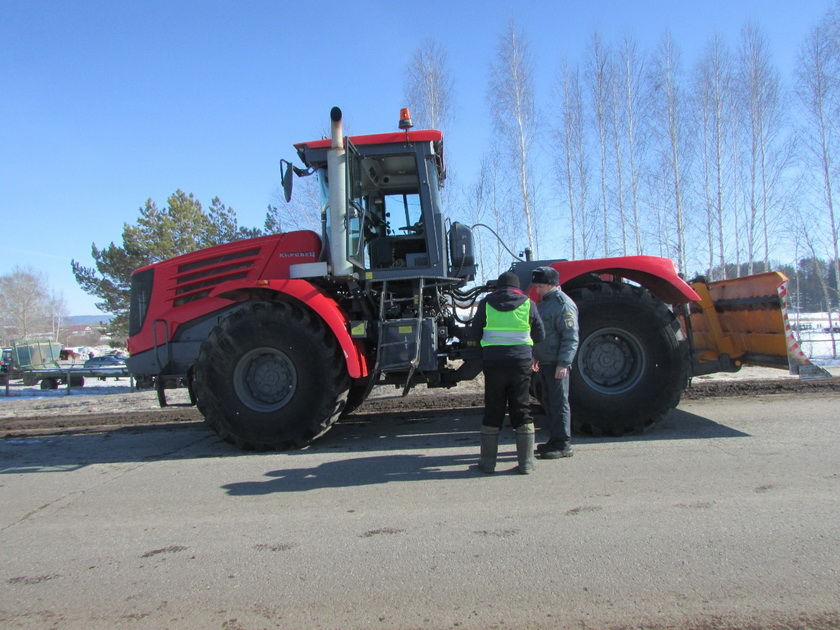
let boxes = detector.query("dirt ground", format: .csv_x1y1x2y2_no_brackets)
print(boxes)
2,366,840,439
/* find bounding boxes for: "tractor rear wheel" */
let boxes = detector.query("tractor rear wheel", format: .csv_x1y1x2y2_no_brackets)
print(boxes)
567,282,688,435
192,301,350,450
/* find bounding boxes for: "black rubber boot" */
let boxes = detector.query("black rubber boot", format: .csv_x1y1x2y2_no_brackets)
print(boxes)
515,423,536,474
478,425,500,474
540,442,574,459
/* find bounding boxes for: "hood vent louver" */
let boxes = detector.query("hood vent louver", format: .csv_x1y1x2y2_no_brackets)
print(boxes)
171,247,261,307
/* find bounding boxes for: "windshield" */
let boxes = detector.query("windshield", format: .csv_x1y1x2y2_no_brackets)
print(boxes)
385,194,422,233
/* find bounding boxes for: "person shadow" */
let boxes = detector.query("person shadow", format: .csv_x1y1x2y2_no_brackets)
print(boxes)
221,451,507,496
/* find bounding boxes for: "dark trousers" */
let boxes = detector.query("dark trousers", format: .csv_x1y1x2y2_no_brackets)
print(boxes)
538,363,571,445
482,360,533,429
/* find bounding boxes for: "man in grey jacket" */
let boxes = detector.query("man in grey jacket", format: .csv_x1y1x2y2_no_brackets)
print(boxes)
531,266,579,459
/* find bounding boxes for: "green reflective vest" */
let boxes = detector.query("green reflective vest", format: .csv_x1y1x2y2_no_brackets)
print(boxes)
480,300,533,347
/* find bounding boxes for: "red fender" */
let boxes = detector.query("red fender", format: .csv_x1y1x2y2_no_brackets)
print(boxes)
547,256,700,304
210,279,368,378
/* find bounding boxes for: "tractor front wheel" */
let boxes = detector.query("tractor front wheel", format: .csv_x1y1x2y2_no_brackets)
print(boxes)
342,376,376,417
192,301,350,450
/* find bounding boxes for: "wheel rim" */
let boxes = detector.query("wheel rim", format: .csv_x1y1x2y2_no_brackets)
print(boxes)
578,326,645,395
233,347,297,412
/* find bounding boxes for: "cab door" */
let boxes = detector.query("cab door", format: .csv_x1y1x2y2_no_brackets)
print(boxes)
344,139,367,270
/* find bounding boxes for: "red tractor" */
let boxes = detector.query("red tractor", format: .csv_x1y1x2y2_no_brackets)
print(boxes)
126,107,790,449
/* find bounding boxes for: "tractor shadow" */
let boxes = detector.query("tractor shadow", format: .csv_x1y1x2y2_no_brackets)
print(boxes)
0,407,745,475
221,408,749,495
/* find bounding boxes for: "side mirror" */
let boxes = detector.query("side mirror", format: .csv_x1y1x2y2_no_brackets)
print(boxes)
280,160,294,202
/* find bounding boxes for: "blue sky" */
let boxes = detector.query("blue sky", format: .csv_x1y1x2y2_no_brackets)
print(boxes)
1,0,833,315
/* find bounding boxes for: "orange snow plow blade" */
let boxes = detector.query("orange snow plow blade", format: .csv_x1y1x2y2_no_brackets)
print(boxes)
688,272,789,372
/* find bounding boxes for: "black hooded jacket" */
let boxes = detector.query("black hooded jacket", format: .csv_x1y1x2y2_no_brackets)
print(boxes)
471,288,545,362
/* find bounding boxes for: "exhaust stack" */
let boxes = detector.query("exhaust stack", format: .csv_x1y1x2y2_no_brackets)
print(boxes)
326,106,353,277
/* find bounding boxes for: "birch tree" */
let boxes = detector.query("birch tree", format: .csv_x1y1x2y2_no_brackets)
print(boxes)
617,36,647,255
608,52,629,255
47,291,67,343
737,24,787,274
587,33,612,256
796,10,840,309
795,210,839,356
489,21,538,256
555,62,592,259
403,39,457,213
404,39,455,131
467,149,515,281
649,33,690,273
695,34,735,280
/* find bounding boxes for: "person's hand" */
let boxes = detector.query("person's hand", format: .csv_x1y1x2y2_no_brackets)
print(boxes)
554,365,568,380
531,359,540,372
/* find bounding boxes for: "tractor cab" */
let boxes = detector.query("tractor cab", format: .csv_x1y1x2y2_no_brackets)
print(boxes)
293,108,475,284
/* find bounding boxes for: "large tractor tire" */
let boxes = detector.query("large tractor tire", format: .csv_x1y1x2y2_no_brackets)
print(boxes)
192,301,351,450
567,282,688,436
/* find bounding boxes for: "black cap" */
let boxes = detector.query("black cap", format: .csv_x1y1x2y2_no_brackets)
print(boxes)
496,271,520,289
531,266,559,286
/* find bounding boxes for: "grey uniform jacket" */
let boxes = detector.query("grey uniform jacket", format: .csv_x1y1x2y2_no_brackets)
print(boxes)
533,287,579,368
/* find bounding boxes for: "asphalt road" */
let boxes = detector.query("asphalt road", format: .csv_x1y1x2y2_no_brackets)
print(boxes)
1,393,839,629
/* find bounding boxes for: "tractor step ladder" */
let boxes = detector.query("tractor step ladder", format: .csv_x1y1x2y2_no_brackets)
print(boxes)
373,279,425,396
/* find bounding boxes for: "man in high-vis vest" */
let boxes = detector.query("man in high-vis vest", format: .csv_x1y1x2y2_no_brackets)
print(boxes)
472,271,545,474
